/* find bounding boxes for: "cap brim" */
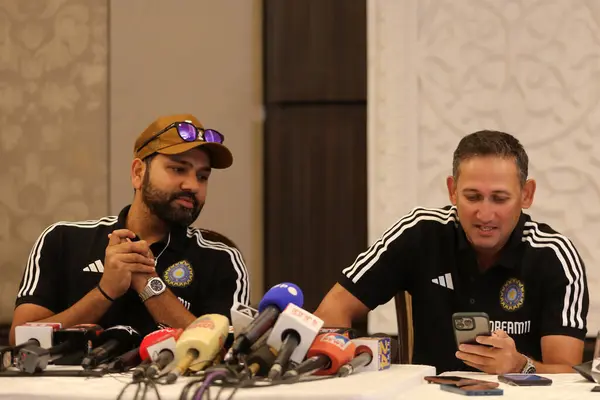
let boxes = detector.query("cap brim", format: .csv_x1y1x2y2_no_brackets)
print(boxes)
157,142,233,169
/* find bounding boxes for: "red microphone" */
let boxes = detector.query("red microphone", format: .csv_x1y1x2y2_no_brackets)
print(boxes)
133,328,182,381
282,333,356,379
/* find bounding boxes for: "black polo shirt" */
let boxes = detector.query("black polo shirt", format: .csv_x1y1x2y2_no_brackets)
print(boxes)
339,206,589,373
15,206,250,337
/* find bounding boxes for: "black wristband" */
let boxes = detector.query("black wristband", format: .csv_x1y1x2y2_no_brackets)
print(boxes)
97,284,115,302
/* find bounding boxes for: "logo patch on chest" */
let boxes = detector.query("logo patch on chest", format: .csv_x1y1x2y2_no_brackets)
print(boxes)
163,260,194,287
500,278,525,312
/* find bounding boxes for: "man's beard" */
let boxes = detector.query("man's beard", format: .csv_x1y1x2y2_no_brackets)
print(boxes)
141,173,203,227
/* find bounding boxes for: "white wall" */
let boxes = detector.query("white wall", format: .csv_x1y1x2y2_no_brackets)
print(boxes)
368,0,600,335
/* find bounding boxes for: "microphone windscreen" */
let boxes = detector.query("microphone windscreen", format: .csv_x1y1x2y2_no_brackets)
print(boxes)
258,283,304,312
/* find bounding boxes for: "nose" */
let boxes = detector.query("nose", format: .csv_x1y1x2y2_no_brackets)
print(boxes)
180,174,201,194
476,200,494,223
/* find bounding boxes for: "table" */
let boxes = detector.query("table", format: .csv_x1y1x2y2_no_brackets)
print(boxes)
0,364,436,400
400,371,600,400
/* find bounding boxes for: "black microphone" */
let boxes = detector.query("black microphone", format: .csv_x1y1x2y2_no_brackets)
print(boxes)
101,347,142,373
132,358,153,382
243,344,278,379
81,325,141,369
226,283,304,362
338,352,372,377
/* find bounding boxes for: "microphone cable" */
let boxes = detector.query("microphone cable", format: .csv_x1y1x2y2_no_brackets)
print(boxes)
115,378,163,400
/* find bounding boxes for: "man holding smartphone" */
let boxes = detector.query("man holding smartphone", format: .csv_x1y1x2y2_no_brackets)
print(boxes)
315,130,589,374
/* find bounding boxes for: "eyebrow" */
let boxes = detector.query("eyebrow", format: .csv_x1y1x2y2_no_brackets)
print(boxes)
169,158,211,172
462,189,511,196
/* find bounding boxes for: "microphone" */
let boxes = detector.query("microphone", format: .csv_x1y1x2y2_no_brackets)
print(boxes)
1,323,62,372
15,324,104,373
14,322,62,350
225,283,303,362
166,314,229,384
135,327,182,380
52,324,104,365
266,304,324,380
100,347,142,373
282,333,356,379
81,326,141,369
337,336,391,377
318,327,358,339
230,302,259,338
243,344,278,379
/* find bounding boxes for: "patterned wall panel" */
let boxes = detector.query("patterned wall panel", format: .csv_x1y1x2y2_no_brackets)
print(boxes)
0,0,108,322
368,0,600,335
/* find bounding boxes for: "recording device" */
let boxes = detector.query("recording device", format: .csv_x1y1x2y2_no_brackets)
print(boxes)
266,303,323,380
337,336,391,377
226,283,303,362
452,312,492,347
230,302,259,337
81,325,141,369
498,374,552,386
16,324,103,373
283,333,356,379
166,314,229,384
137,327,182,379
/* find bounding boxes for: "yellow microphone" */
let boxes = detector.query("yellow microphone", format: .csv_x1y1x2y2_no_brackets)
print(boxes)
165,314,229,383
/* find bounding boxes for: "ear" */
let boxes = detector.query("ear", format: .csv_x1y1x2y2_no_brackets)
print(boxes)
521,179,536,209
131,158,145,191
446,175,457,205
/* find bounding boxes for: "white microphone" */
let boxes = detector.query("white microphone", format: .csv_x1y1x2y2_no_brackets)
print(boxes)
266,303,323,379
15,322,62,349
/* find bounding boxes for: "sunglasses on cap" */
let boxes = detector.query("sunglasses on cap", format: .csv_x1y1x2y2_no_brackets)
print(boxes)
136,121,225,153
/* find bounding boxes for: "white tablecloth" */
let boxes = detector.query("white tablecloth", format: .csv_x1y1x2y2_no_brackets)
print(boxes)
0,364,436,400
400,371,600,400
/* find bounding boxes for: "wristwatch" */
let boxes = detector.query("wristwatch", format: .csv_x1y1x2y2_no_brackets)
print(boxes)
521,356,536,374
139,277,166,302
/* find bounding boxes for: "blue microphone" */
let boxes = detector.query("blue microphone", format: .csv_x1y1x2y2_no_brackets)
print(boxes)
226,283,303,361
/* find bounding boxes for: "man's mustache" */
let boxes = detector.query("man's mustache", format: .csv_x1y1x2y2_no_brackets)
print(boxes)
172,193,198,208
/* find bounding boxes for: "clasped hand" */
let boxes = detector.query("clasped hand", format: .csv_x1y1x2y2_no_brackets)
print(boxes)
98,229,156,300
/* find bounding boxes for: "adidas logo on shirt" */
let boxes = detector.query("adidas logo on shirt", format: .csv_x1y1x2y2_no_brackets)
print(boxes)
431,272,454,290
83,260,104,273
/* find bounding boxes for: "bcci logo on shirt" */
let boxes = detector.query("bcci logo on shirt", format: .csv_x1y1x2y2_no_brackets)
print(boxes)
163,260,194,287
500,278,525,312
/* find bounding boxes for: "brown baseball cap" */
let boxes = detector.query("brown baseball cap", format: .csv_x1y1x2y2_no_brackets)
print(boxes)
133,114,233,169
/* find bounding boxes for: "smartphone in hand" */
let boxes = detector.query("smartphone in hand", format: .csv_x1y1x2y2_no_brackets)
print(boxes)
452,312,492,348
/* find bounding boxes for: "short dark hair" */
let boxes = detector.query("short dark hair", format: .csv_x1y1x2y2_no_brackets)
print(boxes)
452,130,529,186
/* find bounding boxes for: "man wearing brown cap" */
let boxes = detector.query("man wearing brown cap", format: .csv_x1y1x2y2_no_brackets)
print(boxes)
10,114,249,343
